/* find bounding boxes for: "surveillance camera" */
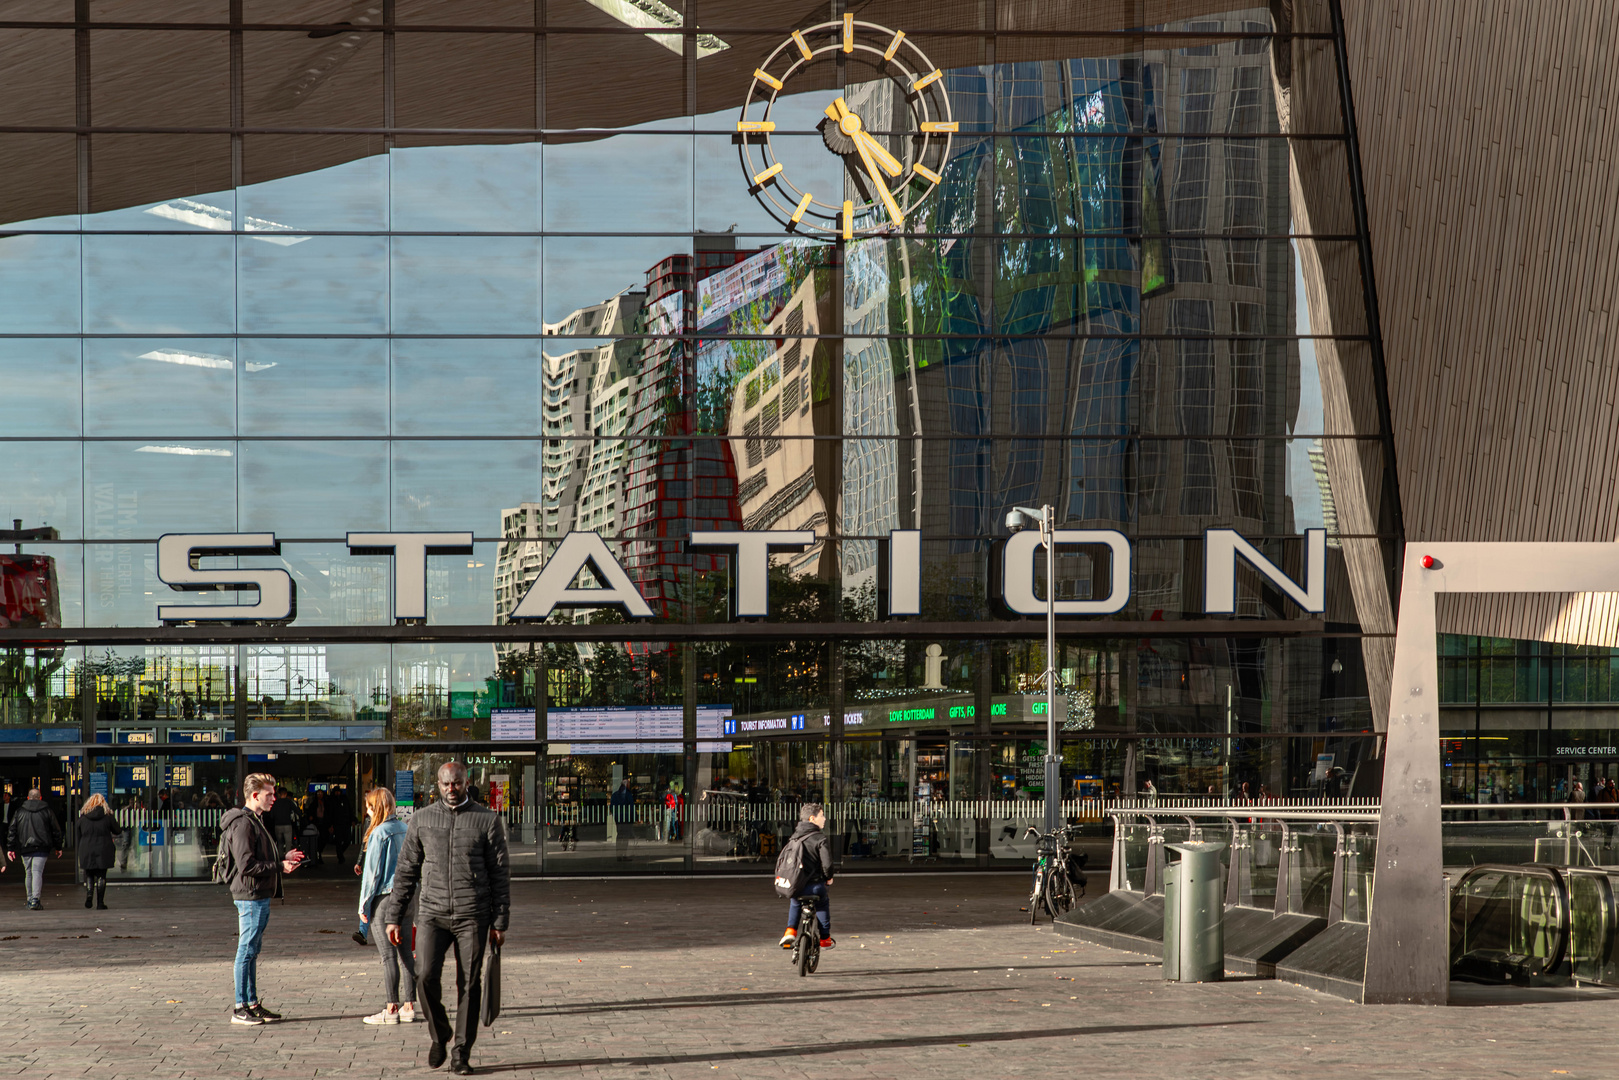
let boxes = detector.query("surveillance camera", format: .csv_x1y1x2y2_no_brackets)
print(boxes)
1005,509,1028,531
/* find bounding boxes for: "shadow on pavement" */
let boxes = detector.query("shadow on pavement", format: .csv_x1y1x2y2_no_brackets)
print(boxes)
504,984,988,1016
478,1021,1263,1072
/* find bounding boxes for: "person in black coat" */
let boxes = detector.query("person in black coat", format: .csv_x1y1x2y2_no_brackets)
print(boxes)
76,793,122,910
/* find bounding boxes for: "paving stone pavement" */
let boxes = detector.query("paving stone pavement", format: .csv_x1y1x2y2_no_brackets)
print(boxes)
1,872,1616,1078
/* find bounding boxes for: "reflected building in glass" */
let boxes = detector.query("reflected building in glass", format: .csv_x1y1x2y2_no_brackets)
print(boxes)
3,0,1555,878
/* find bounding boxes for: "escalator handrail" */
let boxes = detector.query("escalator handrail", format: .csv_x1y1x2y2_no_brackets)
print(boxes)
1451,862,1571,976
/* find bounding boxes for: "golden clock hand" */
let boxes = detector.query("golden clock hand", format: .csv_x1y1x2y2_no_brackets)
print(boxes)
854,129,903,177
828,98,899,174
852,132,905,228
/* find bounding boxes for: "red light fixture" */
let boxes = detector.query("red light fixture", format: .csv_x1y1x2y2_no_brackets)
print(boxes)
1420,555,1437,569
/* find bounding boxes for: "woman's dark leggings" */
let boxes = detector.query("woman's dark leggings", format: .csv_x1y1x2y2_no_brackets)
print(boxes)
86,870,107,906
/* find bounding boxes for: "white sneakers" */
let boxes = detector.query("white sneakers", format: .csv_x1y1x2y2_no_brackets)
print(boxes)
362,1005,416,1025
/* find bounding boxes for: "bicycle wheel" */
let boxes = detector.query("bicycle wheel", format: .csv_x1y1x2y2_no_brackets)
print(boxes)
798,924,815,977
807,935,821,974
1051,871,1074,916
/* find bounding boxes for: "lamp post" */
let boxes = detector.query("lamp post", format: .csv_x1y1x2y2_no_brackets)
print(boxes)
1006,504,1060,834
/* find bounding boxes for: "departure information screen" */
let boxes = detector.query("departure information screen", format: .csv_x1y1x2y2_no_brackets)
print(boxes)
492,705,732,752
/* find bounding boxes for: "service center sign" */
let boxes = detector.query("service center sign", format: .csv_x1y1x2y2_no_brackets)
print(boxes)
152,527,1326,624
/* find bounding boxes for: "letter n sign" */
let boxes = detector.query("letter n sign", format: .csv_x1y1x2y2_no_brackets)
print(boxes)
1203,529,1326,614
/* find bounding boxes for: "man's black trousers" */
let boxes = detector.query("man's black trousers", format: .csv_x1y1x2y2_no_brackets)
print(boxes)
416,913,491,1056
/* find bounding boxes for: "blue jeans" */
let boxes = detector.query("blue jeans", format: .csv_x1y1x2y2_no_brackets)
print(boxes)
234,899,272,1005
787,882,831,937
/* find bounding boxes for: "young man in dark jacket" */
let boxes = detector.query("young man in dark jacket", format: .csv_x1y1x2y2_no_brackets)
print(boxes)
385,760,510,1076
220,773,305,1026
6,788,64,910
778,802,835,950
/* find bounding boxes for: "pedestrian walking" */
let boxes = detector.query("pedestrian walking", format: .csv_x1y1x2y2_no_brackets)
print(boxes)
219,773,306,1026
357,786,417,1026
114,796,136,871
611,780,634,861
75,792,122,910
6,787,64,910
385,761,510,1076
270,785,297,856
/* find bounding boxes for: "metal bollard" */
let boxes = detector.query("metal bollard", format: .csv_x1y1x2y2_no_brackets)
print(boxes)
1162,841,1226,982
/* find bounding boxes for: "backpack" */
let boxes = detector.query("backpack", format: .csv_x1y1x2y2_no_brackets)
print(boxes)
772,831,814,898
211,817,237,886
212,811,264,887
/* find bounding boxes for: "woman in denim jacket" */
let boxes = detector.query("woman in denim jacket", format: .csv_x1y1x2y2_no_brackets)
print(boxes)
358,786,418,1025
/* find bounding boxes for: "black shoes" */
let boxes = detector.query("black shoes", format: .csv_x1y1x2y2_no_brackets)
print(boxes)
26,899,41,910
84,893,93,909
450,1059,475,1075
231,1006,264,1026
96,901,108,910
248,1003,282,1021
351,930,368,946
428,1043,448,1070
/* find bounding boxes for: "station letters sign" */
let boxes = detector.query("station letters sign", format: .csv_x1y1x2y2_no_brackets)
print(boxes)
152,527,1326,625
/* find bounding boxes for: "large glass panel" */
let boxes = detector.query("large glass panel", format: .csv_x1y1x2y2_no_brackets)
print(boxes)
392,339,540,436
392,642,503,739
84,234,236,335
542,235,691,329
238,440,389,536
239,234,390,334
84,339,237,438
246,643,389,737
542,133,693,234
390,143,541,233
238,150,389,234
391,236,541,334
0,645,79,729
238,338,390,437
391,442,539,535
0,338,80,437
83,441,235,541
0,442,82,541
87,136,235,223
0,232,80,333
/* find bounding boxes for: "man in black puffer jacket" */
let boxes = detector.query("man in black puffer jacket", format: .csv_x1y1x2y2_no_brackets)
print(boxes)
386,761,510,1076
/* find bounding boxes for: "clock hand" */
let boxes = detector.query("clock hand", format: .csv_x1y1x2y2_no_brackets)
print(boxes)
853,129,903,177
852,131,906,229
827,97,902,176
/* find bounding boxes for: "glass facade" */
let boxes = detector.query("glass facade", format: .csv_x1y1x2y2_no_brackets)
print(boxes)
0,1,1402,874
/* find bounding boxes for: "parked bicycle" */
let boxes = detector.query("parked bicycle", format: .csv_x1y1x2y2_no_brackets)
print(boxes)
789,893,823,976
1025,825,1088,924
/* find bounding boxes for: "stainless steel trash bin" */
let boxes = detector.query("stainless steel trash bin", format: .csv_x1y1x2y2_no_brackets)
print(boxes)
1162,841,1225,982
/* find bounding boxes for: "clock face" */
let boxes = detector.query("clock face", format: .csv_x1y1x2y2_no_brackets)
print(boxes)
735,17,955,238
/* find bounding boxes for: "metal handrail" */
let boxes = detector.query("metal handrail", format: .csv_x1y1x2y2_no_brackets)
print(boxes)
1106,806,1378,821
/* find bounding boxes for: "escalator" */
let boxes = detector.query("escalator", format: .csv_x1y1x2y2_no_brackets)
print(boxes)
1450,864,1619,987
